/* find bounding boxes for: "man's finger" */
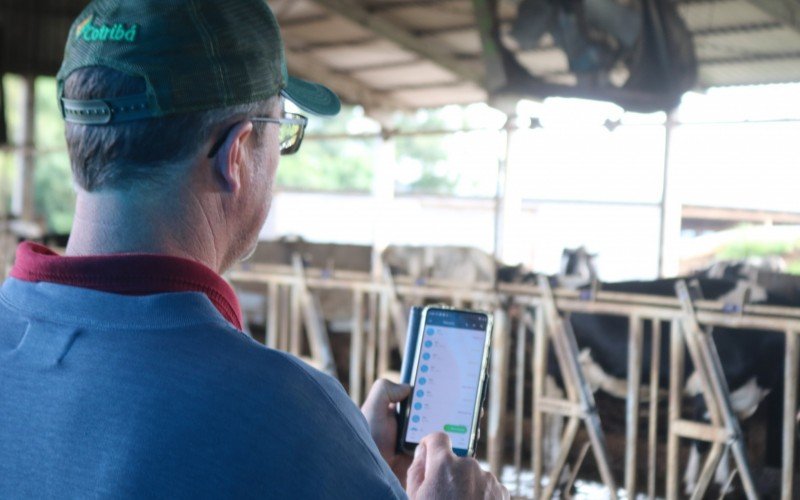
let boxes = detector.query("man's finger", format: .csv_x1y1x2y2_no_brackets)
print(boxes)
362,379,411,412
419,431,454,467
406,442,427,497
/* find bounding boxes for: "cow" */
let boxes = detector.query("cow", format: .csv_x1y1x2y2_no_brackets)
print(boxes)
539,274,788,496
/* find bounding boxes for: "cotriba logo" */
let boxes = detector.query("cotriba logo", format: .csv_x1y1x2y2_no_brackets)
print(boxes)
75,14,138,43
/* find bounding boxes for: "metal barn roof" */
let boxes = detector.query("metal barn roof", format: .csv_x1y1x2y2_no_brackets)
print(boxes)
1,0,799,111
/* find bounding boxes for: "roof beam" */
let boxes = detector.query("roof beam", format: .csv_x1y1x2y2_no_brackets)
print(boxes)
692,21,783,36
284,48,408,112
699,51,800,65
745,0,800,33
304,0,484,86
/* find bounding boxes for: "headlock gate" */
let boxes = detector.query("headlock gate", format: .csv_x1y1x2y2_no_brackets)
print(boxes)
230,257,800,499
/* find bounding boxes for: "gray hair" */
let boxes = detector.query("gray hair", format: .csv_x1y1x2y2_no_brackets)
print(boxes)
63,66,277,191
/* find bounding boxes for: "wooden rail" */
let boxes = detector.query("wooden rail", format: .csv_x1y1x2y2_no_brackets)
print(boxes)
228,263,800,499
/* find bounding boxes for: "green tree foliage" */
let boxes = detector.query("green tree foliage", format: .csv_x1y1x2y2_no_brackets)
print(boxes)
1,81,482,234
276,105,460,195
33,78,74,235
2,75,75,234
394,109,458,195
276,105,375,192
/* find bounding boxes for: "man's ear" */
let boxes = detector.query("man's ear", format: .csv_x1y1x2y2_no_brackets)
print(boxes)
214,121,254,193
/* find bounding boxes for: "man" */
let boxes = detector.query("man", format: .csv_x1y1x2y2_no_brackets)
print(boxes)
0,0,508,498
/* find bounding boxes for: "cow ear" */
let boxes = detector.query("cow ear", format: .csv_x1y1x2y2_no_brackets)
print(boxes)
578,348,592,362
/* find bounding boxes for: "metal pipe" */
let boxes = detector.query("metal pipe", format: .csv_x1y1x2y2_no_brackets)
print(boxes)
658,111,676,278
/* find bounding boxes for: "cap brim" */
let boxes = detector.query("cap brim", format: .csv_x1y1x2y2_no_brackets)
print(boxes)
281,76,341,116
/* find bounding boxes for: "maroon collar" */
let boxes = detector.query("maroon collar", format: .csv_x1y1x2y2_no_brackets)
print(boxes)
10,241,243,330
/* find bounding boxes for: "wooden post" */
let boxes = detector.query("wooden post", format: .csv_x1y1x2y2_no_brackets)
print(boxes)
279,285,290,352
365,292,379,388
266,282,279,349
531,305,547,500
488,307,510,475
292,254,337,377
666,319,683,500
782,330,798,500
647,320,662,500
381,261,408,350
350,291,365,404
377,288,391,377
289,283,302,356
513,309,527,495
625,316,644,497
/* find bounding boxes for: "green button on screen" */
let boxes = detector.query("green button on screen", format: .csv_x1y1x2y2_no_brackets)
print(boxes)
444,424,468,434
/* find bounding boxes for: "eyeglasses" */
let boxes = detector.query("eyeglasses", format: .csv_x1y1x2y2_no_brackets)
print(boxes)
207,112,308,158
251,113,308,156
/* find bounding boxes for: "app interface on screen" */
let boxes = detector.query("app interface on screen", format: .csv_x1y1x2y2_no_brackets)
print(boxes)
405,309,488,450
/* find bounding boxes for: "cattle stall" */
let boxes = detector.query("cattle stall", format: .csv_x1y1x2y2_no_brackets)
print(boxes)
228,260,800,499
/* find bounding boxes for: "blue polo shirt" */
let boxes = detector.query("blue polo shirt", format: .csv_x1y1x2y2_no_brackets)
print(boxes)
0,243,406,499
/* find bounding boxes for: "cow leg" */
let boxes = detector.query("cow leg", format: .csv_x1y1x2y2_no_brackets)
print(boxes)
684,444,701,496
684,394,710,496
714,446,731,495
543,375,566,472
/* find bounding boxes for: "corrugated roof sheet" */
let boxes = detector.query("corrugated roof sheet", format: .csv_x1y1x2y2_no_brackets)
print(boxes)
272,0,800,110
1,0,798,110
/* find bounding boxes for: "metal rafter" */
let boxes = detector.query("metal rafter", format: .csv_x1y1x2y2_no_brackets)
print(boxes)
304,0,484,86
284,47,408,112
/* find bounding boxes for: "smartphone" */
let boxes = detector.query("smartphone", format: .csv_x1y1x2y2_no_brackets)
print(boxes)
398,305,493,457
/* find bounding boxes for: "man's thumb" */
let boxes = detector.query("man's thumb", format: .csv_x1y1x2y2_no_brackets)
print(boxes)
406,443,427,497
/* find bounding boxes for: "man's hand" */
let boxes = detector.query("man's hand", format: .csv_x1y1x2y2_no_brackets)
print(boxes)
361,379,413,487
407,432,509,500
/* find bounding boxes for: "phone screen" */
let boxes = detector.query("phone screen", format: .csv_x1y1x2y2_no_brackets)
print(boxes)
403,307,490,453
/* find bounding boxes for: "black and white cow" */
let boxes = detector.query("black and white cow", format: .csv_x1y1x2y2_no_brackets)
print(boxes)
541,275,788,495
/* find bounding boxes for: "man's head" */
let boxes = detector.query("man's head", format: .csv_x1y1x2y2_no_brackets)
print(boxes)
57,0,340,269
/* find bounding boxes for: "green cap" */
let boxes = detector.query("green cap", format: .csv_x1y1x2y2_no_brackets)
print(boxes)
56,0,341,125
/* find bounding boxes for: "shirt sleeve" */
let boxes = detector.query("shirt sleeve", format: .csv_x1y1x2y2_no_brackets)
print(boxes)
277,355,408,500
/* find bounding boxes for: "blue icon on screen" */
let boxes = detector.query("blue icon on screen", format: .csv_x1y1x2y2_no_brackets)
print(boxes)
426,327,435,335
421,365,429,373
414,402,422,410
422,353,431,360
416,390,424,397
419,377,427,385
412,415,421,423
424,341,433,348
